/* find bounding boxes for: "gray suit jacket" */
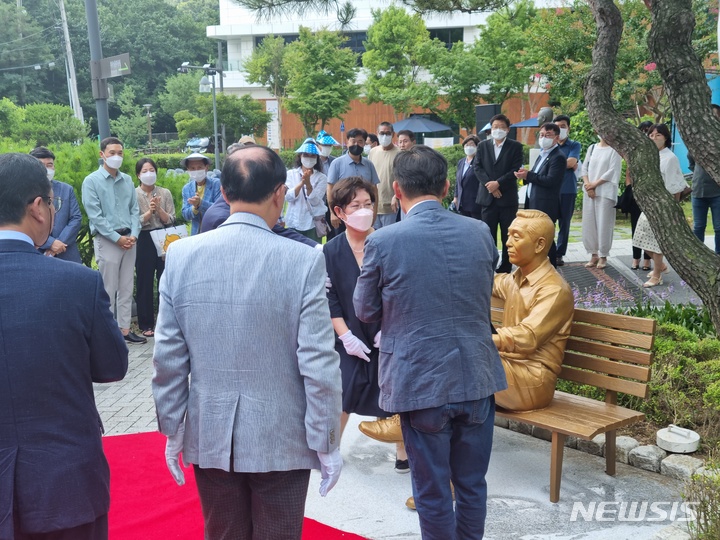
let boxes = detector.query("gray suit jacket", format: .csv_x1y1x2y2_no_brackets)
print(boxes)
353,200,507,413
152,212,342,473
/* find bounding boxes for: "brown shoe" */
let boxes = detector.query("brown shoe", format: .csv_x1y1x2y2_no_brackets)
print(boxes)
406,496,416,510
358,414,403,443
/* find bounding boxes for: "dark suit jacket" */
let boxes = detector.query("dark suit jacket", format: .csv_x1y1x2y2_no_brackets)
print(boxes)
353,201,507,413
39,180,83,263
525,146,567,222
473,138,524,208
0,239,127,536
455,157,481,215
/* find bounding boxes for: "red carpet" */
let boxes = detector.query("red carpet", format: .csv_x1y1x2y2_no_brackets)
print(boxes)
103,431,365,539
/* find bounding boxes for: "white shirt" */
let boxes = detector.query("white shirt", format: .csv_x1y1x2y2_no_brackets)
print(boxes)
581,143,623,202
493,139,505,160
658,147,688,195
283,168,328,231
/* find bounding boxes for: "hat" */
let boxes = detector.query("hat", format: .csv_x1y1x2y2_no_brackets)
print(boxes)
238,135,256,145
316,130,339,146
295,138,320,155
180,152,210,169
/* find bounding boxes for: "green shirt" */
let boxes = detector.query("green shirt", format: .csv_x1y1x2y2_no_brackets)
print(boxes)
81,166,140,243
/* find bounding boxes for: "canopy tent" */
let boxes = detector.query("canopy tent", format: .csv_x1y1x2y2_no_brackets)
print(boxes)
393,116,452,133
511,116,540,128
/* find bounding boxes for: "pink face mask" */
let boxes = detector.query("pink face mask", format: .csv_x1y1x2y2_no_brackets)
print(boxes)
344,208,374,232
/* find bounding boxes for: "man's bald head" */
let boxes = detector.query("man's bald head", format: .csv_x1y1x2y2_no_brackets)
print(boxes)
221,146,287,203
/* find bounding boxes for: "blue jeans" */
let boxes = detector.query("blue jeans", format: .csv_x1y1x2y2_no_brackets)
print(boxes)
692,196,720,254
556,193,577,257
400,397,495,540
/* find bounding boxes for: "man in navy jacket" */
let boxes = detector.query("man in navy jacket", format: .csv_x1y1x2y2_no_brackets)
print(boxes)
0,153,128,539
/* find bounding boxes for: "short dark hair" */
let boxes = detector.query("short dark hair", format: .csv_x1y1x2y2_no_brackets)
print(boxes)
29,146,55,160
330,176,376,217
638,121,654,134
462,135,480,146
712,104,720,113
367,133,378,145
347,128,368,140
221,146,286,203
397,130,416,142
378,121,394,133
651,123,672,148
392,145,447,199
489,114,511,129
540,122,560,136
553,114,571,126
0,153,52,226
135,157,158,176
100,137,123,151
293,152,323,173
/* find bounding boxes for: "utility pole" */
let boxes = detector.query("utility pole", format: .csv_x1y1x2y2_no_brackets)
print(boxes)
84,0,110,139
17,0,26,105
58,0,83,123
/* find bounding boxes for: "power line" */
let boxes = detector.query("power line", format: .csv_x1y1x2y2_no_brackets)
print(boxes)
0,24,58,47
0,58,61,72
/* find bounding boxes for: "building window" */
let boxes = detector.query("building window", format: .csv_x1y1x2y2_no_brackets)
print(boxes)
428,27,463,49
254,31,368,56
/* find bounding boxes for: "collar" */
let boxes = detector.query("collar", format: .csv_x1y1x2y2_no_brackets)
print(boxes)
406,199,442,217
0,230,35,245
220,211,272,232
513,258,555,287
494,138,506,148
540,145,558,158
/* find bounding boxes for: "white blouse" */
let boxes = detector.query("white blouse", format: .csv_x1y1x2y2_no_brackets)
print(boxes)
658,147,688,195
284,167,328,231
581,143,622,202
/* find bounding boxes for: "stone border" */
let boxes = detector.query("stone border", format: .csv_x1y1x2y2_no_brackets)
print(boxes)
494,417,705,481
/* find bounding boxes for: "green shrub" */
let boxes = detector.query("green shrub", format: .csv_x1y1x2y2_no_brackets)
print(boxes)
684,447,720,540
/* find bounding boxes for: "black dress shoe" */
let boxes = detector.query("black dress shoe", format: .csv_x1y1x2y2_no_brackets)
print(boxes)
557,257,565,266
124,332,147,344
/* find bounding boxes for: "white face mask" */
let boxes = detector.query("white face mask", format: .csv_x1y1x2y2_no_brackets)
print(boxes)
46,168,55,181
319,145,333,157
104,154,123,169
188,170,206,182
301,156,317,169
140,171,157,186
363,145,371,155
539,136,555,150
344,207,374,232
559,128,568,140
464,145,477,156
378,134,393,147
491,129,507,141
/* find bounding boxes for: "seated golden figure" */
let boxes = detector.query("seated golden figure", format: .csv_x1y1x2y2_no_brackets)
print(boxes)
493,210,574,412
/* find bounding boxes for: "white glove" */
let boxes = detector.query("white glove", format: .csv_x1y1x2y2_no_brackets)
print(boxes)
165,424,186,486
325,273,332,293
317,448,343,497
339,330,370,362
373,330,381,349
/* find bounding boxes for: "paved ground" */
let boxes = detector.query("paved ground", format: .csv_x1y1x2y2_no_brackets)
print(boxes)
95,226,711,539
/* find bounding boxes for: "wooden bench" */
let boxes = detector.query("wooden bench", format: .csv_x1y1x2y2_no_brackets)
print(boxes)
490,297,656,503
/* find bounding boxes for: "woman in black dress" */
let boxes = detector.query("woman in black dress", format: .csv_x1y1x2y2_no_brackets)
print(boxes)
325,177,408,467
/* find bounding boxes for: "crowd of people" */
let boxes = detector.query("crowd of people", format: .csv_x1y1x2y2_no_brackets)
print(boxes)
1,113,714,540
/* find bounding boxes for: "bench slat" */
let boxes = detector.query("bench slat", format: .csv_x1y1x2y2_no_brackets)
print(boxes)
560,365,650,398
566,337,652,366
496,391,645,439
563,351,652,382
570,323,654,350
573,308,656,334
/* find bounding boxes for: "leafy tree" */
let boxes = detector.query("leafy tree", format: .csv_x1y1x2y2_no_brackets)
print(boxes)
159,72,203,119
0,98,25,137
17,103,88,145
244,35,290,143
283,27,358,136
427,42,486,132
110,86,150,148
473,0,537,111
174,94,271,143
362,6,442,118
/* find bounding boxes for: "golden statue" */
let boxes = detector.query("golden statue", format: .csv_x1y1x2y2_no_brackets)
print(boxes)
493,209,574,411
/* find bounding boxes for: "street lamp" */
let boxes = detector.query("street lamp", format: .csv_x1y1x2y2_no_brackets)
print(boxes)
178,62,221,170
143,104,152,150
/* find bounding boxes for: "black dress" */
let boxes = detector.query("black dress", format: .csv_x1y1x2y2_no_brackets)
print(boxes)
324,233,389,417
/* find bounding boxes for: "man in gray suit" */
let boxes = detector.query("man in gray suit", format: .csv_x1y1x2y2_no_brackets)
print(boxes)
354,145,507,540
152,145,343,540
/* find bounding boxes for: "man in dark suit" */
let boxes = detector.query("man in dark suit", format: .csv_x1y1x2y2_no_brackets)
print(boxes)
354,145,507,540
473,114,524,273
515,122,567,266
0,153,128,539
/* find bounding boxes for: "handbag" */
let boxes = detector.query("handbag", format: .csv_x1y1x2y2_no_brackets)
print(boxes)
302,184,329,237
149,223,188,257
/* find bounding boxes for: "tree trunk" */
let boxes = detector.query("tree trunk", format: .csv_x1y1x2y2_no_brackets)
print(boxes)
586,0,720,334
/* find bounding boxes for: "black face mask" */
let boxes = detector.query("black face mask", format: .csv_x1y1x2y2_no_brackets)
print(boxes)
348,144,363,156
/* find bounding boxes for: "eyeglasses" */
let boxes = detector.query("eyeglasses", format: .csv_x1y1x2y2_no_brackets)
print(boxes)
346,202,374,212
28,196,62,211
378,131,393,136
275,183,288,195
